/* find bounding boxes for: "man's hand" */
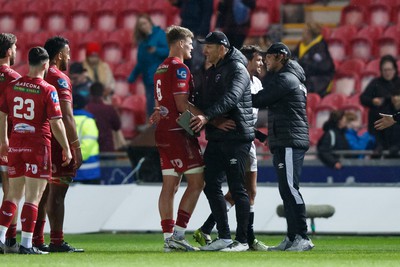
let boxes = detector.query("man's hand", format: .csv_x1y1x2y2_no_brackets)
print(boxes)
190,115,209,132
211,118,236,131
375,113,396,130
0,142,8,163
149,110,161,125
72,147,83,170
61,148,73,167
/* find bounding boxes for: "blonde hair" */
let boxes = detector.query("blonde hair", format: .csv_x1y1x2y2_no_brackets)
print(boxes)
306,22,322,39
166,25,194,47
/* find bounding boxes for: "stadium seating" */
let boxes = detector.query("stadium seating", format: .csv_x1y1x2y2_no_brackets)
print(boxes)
309,127,323,147
327,25,357,62
307,92,321,111
93,0,118,32
119,94,147,138
314,103,336,129
319,93,347,109
44,1,70,33
340,5,365,28
69,0,97,32
350,26,383,61
377,26,400,58
0,2,18,32
19,1,46,33
331,60,363,96
366,3,391,28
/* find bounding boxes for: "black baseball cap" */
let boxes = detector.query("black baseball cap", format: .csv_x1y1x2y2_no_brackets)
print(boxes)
198,31,230,48
266,42,291,57
69,62,86,74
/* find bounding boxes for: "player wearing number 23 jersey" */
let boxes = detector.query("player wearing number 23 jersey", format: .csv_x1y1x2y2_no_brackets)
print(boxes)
0,76,62,178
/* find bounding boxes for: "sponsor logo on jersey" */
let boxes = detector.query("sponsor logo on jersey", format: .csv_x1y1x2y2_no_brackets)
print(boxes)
176,68,187,80
14,123,35,134
57,78,69,89
51,91,59,103
177,82,186,88
0,73,5,82
13,82,40,94
159,105,169,117
229,158,238,165
8,147,32,153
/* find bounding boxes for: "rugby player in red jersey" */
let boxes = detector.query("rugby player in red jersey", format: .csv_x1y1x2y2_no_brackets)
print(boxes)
0,33,22,253
151,25,205,252
33,37,83,253
0,46,72,254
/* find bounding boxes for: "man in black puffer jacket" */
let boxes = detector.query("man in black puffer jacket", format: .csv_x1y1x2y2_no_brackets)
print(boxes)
252,42,314,252
191,31,255,252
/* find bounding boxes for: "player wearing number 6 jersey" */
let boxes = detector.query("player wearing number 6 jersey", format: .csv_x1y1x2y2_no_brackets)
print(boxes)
150,25,205,252
0,47,72,254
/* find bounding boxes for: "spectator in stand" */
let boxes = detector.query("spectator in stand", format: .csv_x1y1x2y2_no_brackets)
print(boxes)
168,0,213,72
82,42,115,104
344,111,375,158
317,110,349,169
73,94,101,184
215,0,256,49
69,62,92,103
86,82,126,152
292,22,335,97
128,14,169,118
375,87,400,158
360,55,399,157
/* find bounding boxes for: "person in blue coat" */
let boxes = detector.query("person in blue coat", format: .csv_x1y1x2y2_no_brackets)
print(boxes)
128,14,169,118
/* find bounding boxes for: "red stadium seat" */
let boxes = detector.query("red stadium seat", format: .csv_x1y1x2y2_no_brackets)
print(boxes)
331,72,360,96
340,5,366,28
123,43,138,67
68,0,97,32
248,7,270,37
309,127,323,147
119,94,147,138
327,25,357,62
147,0,170,29
0,2,18,32
19,1,46,33
114,61,135,97
377,26,400,58
366,3,391,28
117,0,146,30
94,0,118,32
338,58,366,76
365,58,380,73
314,104,336,129
320,93,347,109
350,26,383,61
307,92,321,111
360,70,379,93
44,1,70,33
102,30,132,64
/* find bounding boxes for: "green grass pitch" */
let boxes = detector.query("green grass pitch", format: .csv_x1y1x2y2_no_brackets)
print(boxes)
2,233,400,267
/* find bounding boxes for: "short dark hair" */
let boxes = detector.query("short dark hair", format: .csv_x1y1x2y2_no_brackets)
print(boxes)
166,25,193,47
44,36,69,61
28,46,49,66
0,33,16,58
90,82,104,97
240,45,263,61
380,54,398,75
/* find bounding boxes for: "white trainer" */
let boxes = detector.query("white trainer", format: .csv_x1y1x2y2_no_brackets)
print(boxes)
220,241,249,252
199,239,233,251
267,236,293,251
167,236,198,251
250,239,269,251
286,235,315,252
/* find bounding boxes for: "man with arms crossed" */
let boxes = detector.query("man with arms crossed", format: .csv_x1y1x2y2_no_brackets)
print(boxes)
0,33,22,253
0,46,72,254
151,25,205,252
33,37,83,252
